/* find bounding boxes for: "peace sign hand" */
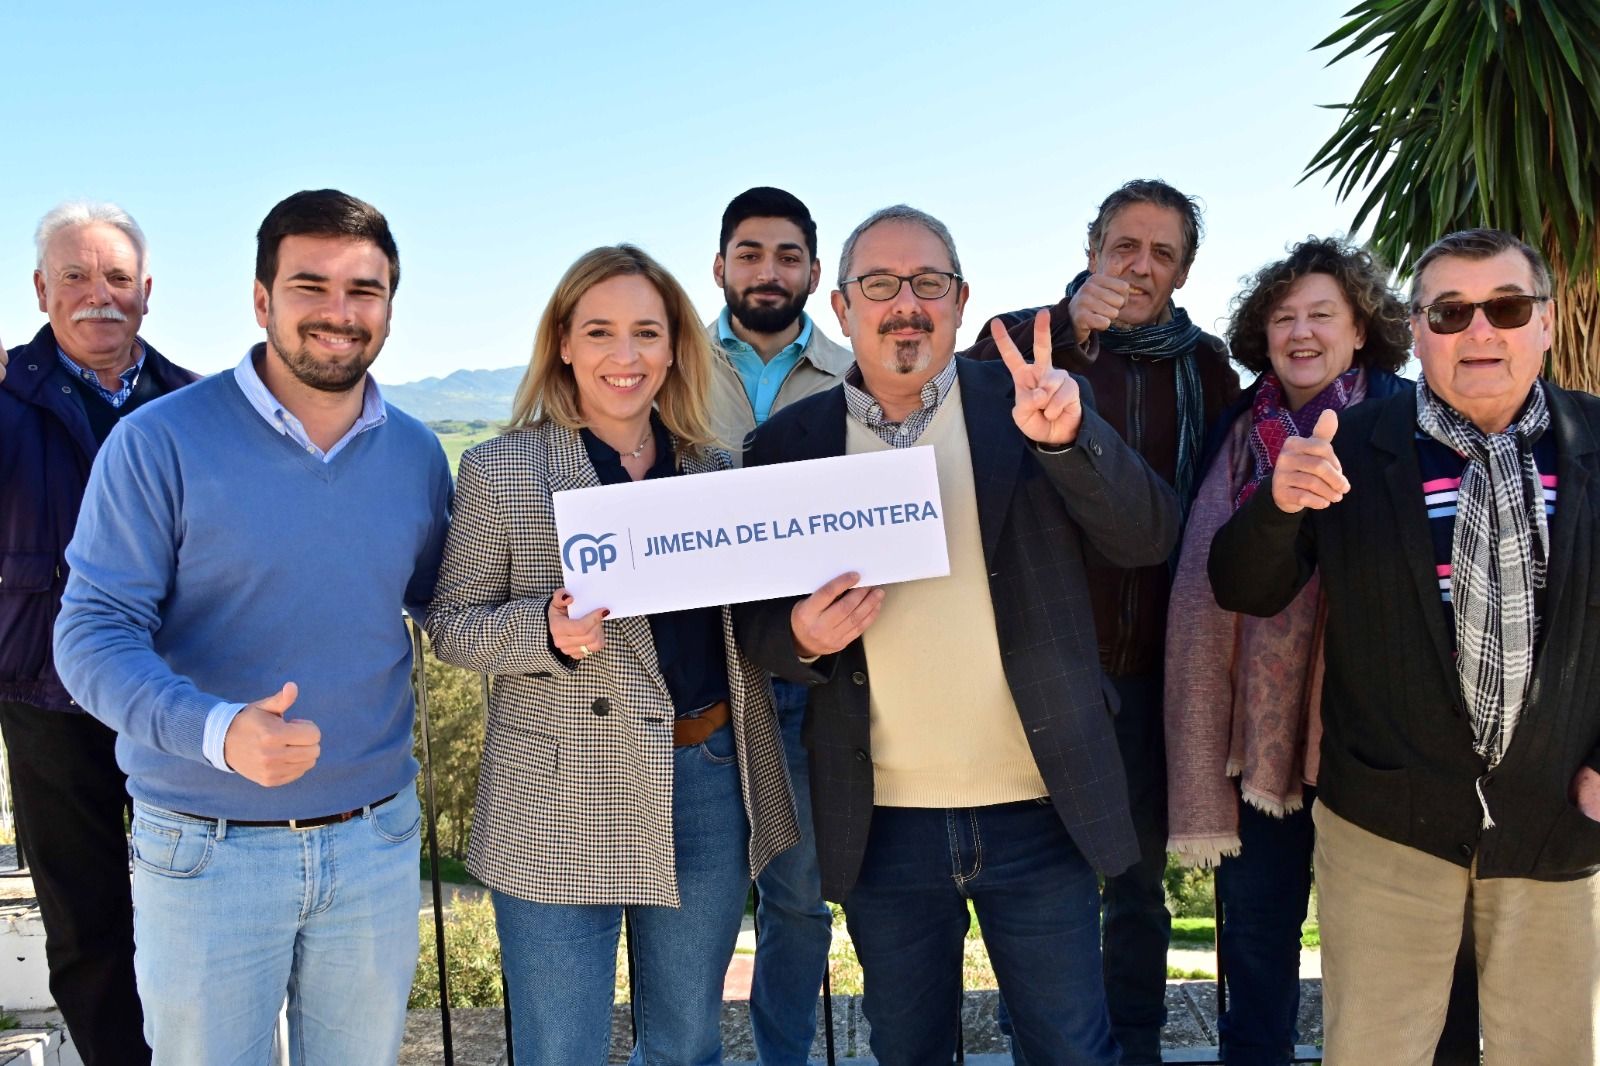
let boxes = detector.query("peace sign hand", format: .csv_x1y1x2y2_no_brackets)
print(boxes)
992,310,1082,447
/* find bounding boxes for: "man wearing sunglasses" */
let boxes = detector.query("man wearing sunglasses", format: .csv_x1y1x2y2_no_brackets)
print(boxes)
1211,228,1600,1065
736,205,1179,1064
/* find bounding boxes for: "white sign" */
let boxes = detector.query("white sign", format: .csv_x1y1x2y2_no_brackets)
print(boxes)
554,448,949,618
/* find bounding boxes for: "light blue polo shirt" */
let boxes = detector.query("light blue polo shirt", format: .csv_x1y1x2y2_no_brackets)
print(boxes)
717,307,813,425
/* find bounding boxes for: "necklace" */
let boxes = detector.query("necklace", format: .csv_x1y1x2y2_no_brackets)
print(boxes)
623,427,652,460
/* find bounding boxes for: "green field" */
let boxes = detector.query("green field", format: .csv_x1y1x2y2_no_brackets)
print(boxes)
429,420,500,471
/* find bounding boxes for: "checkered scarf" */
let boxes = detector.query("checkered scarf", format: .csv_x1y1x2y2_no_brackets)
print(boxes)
1415,377,1550,775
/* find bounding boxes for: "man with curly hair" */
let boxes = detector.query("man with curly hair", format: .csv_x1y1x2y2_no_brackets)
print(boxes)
965,178,1239,1064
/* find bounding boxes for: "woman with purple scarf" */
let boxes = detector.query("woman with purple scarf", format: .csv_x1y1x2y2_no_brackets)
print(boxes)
1164,237,1411,1066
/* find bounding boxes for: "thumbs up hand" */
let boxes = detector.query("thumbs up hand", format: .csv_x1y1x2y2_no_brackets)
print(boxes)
222,681,322,786
1269,409,1351,514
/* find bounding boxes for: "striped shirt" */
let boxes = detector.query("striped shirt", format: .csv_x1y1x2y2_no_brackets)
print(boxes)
1416,430,1558,633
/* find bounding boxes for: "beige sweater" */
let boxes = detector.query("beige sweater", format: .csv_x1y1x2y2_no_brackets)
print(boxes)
846,383,1048,807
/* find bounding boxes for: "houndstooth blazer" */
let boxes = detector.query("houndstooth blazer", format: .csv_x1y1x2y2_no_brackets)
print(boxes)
426,420,799,906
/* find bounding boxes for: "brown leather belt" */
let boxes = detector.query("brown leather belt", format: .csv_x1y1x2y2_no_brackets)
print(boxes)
673,701,730,747
176,792,399,830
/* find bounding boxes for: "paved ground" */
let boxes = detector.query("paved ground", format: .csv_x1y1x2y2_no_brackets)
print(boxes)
400,982,1326,1064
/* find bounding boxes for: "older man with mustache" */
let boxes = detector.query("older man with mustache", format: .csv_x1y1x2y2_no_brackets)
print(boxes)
737,204,1179,1064
0,201,198,1066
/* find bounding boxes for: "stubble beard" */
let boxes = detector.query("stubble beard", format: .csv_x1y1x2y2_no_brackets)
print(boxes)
267,314,380,394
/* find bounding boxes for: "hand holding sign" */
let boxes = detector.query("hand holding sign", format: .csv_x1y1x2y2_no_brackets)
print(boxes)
223,682,321,787
1269,409,1350,514
992,311,1083,447
549,589,609,660
791,572,886,658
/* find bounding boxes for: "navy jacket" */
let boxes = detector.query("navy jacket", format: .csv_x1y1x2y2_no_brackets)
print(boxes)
734,357,1180,901
0,323,197,711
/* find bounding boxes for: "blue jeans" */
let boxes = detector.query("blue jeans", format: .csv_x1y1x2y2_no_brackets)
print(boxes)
844,801,1119,1066
495,723,750,1065
128,788,422,1066
1215,786,1315,1066
749,679,832,1065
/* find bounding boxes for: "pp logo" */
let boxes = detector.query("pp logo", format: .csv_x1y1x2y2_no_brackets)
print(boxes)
563,532,619,574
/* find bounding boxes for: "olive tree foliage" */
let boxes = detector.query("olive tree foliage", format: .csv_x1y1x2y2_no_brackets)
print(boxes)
1305,0,1600,389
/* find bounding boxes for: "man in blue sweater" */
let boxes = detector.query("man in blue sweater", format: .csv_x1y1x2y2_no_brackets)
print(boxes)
53,189,452,1065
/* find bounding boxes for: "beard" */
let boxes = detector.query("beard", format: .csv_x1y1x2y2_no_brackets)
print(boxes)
267,314,381,394
726,283,808,335
878,310,936,375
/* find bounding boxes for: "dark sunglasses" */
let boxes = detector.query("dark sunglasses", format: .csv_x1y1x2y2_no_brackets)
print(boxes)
1413,294,1549,335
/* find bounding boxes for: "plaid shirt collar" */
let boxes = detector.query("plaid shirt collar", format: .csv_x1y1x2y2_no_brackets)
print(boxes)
56,342,145,408
843,356,958,448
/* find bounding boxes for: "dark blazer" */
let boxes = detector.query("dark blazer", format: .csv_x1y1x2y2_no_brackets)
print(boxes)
1210,383,1600,880
735,357,1181,901
0,323,197,711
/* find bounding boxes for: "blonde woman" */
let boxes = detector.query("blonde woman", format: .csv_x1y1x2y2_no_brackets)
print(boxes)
427,245,798,1065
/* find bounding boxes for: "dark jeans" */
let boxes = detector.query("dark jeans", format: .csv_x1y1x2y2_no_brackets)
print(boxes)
844,801,1118,1066
1101,672,1171,1064
0,701,149,1066
1215,787,1316,1066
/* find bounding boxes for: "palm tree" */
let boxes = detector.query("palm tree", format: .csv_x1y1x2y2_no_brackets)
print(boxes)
1305,0,1600,390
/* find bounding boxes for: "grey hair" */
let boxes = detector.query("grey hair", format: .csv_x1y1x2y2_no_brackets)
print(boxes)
837,204,962,289
1409,227,1552,305
34,201,149,278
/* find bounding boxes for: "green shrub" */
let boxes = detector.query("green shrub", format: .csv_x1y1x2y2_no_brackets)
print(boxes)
411,895,504,1008
1163,854,1215,918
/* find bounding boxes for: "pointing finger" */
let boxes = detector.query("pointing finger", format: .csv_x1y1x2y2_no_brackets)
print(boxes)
1031,309,1052,371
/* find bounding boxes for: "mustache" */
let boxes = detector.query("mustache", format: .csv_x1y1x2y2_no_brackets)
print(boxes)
72,306,129,323
741,285,792,299
299,320,372,344
878,311,935,335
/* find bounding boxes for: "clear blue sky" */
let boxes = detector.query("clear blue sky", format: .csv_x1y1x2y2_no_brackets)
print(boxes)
1,1,1380,388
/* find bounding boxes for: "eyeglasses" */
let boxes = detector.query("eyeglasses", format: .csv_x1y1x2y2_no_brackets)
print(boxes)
1413,294,1549,335
841,271,962,302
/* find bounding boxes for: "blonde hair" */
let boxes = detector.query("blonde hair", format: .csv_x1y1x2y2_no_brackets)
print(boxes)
507,244,719,461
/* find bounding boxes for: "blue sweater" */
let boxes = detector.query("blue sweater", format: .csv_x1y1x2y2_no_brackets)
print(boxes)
53,372,452,819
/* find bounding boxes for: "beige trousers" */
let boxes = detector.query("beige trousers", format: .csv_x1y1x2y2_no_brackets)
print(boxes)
1313,800,1600,1066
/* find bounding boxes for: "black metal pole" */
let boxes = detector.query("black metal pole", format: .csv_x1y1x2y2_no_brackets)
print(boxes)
821,963,836,1066
626,908,640,1045
501,967,516,1066
410,620,454,1066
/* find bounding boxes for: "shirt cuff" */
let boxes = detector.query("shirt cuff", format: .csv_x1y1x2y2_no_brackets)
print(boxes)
202,702,247,772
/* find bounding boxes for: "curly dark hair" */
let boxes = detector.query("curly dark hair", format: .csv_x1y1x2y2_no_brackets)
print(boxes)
1227,236,1411,376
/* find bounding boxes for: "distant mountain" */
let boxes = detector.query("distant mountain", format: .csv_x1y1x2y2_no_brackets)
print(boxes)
377,367,523,423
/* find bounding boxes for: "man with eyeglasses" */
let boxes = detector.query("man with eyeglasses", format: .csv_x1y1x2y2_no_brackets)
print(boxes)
963,178,1239,1065
736,204,1179,1065
1210,227,1600,1065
